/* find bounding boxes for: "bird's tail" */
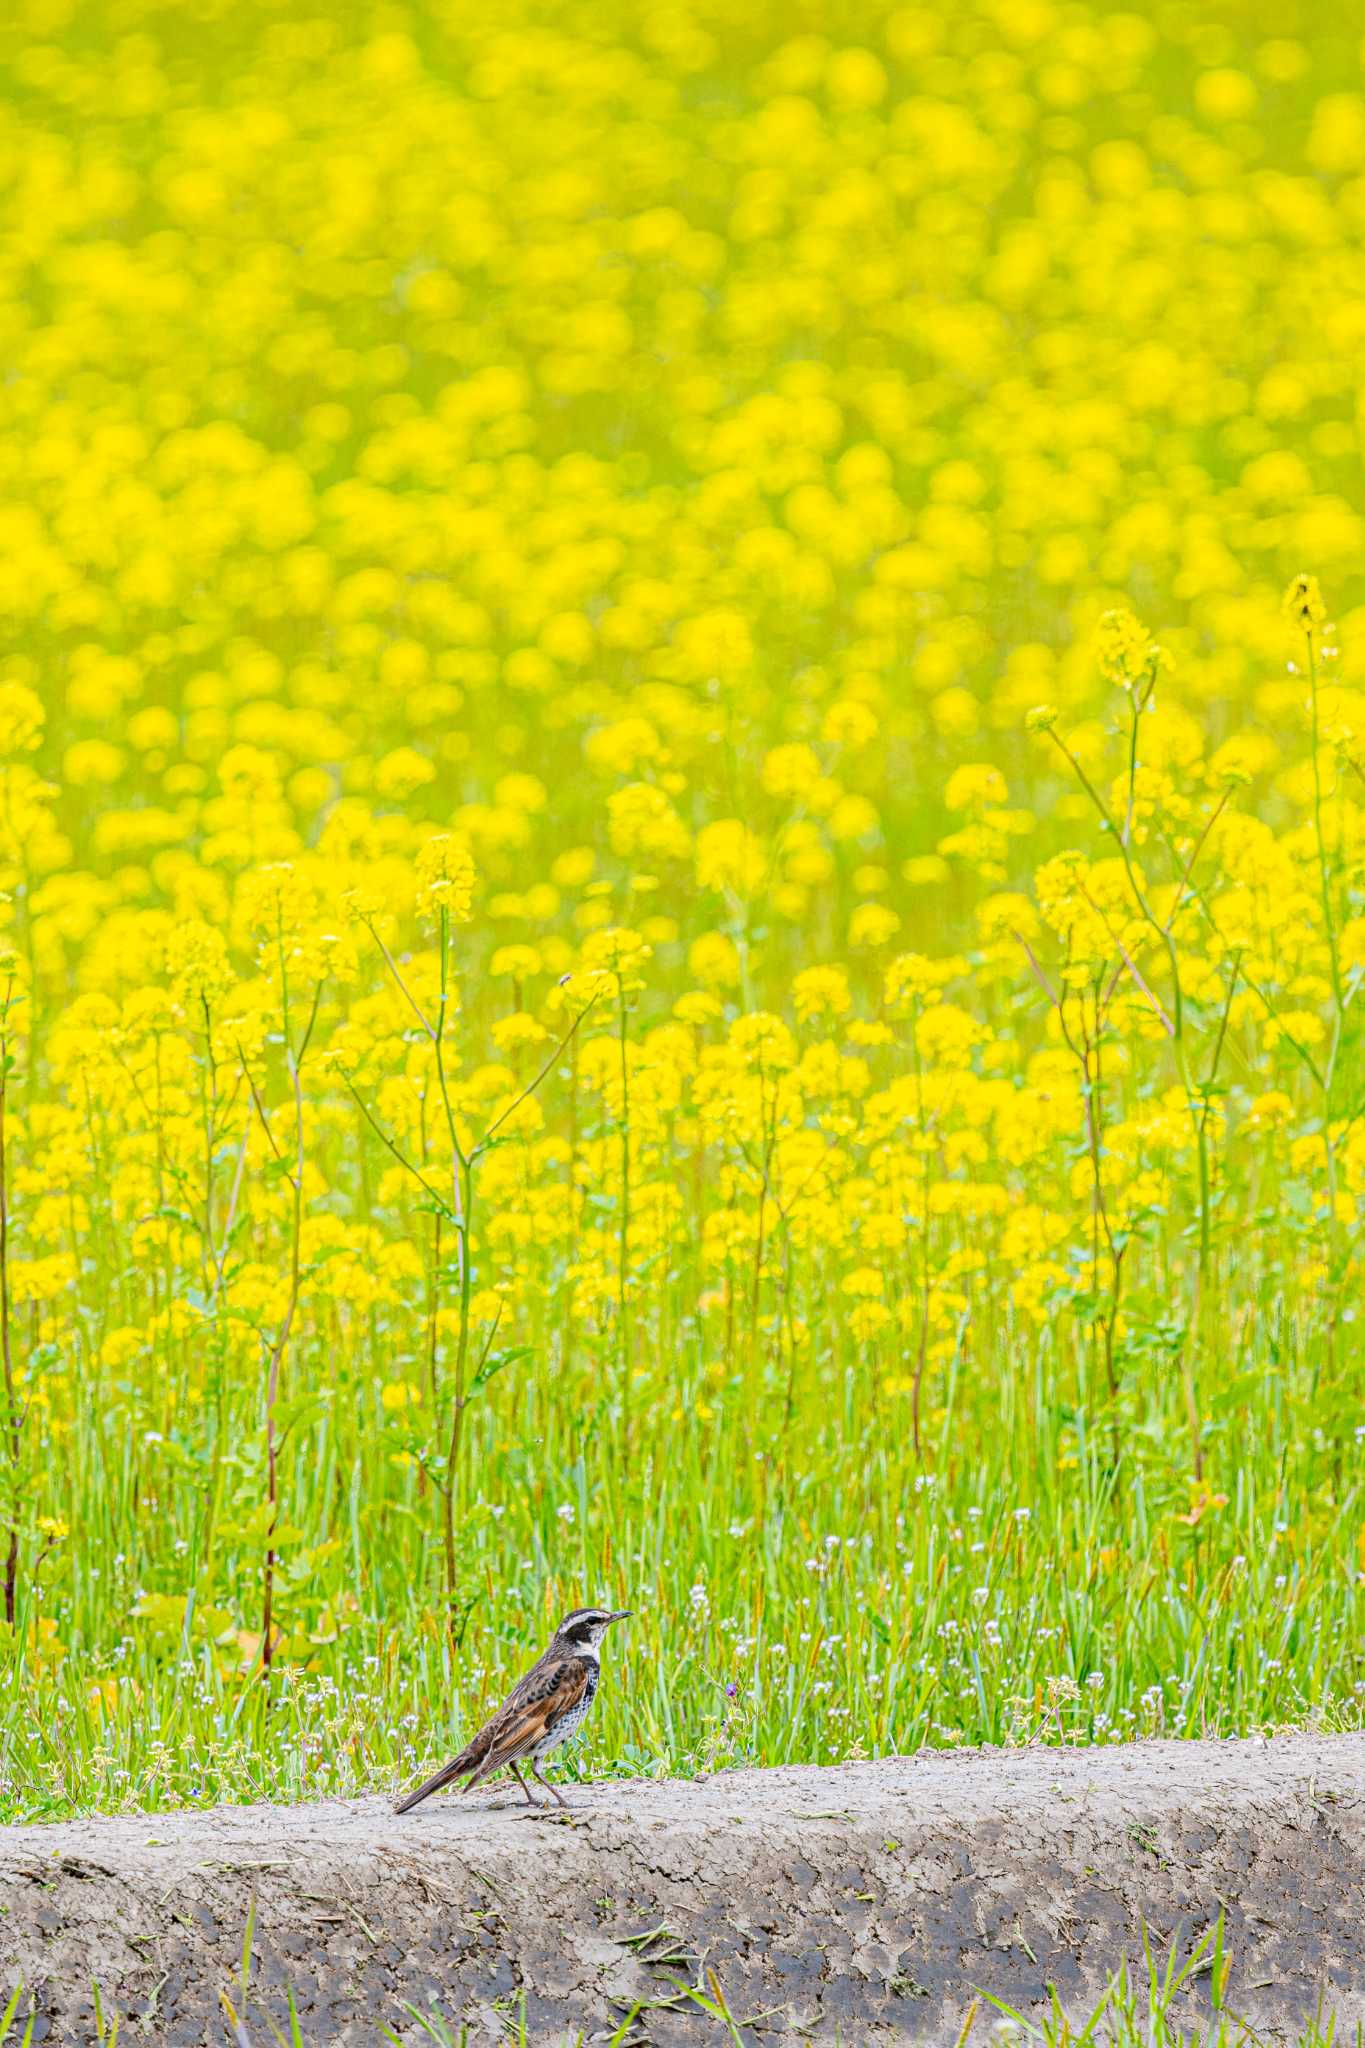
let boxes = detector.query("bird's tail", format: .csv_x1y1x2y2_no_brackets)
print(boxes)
393,1754,471,1815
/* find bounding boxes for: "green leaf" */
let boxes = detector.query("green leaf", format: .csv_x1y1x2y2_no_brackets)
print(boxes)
471,1344,533,1392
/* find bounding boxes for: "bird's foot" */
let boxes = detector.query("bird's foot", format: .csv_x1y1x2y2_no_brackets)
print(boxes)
531,1772,570,1809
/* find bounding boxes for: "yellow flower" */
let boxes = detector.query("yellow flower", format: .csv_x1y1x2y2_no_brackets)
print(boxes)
688,931,741,988
842,1266,884,1298
1094,608,1165,690
551,847,596,889
608,783,691,862
821,700,880,748
491,1011,551,1055
0,681,45,757
944,763,1008,811
695,819,766,894
578,925,652,994
669,990,719,1028
848,902,900,948
374,747,437,800
884,952,962,1011
728,1011,796,1073
489,943,543,981
848,1300,892,1341
792,965,852,1022
1282,573,1326,633
761,744,822,798
415,834,476,921
167,919,235,1011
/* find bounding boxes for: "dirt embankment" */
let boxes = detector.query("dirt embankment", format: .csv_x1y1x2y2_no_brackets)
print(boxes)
1,1735,1362,2044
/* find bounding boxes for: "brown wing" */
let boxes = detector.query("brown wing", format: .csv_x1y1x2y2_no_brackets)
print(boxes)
394,1653,590,1814
473,1654,592,1773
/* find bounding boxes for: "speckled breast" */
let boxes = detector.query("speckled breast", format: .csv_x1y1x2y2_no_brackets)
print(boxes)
535,1663,597,1755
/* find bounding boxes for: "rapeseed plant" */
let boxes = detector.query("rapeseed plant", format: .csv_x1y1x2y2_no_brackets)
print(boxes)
0,0,1363,1815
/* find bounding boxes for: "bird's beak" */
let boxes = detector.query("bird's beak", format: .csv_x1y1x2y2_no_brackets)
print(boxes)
609,1610,632,1623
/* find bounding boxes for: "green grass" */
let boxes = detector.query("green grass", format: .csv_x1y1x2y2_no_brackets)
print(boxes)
1,1319,1361,1821
208,1927,1365,2048
982,1919,1357,2048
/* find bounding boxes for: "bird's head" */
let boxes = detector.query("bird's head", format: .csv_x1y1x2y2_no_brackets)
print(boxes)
553,1606,631,1654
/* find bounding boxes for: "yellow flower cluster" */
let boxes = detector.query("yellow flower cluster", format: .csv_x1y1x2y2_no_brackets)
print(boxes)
0,0,1362,1718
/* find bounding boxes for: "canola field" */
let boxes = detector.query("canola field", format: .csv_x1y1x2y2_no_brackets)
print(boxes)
2,0,1365,1817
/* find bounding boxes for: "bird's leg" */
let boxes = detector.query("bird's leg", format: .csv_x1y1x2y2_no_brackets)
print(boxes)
531,1760,569,1809
507,1761,539,1806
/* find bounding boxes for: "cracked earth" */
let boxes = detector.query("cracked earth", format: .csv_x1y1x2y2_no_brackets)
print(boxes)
2,1735,1363,2043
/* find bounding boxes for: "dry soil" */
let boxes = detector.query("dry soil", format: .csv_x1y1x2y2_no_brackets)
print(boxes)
2,1734,1363,2044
